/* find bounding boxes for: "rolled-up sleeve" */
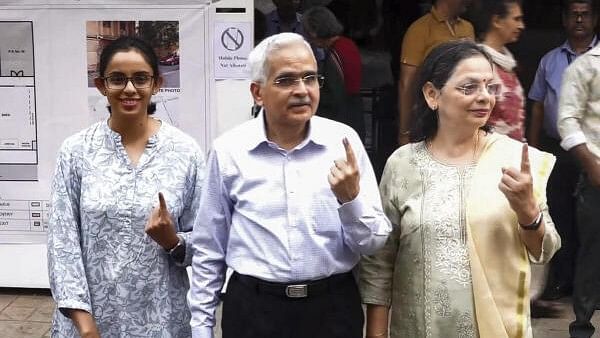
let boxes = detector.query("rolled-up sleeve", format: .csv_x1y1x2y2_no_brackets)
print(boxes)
558,58,590,150
47,144,92,316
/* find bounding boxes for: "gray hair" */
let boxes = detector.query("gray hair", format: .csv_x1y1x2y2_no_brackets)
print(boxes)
247,32,314,83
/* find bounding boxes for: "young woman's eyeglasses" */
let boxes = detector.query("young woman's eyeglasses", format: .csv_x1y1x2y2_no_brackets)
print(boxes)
273,74,324,88
455,82,502,96
103,73,155,90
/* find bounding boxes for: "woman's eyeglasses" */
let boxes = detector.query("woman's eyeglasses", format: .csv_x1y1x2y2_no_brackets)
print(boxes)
455,82,502,96
103,73,155,90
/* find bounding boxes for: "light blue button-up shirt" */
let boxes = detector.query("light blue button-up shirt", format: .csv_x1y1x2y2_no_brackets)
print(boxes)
528,37,597,139
188,114,391,338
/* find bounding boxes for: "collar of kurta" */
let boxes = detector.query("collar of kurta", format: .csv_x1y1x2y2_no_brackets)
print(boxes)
103,117,161,149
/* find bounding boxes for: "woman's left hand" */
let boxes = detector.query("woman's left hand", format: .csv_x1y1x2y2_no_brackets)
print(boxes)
498,143,540,225
145,192,180,250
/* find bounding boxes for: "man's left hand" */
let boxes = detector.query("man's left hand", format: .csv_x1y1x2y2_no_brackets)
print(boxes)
328,138,360,204
145,192,180,250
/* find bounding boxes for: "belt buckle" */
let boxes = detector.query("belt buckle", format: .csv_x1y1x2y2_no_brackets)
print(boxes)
285,284,308,298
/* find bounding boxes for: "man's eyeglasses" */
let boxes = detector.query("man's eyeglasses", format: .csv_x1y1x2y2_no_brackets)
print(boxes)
273,74,324,88
455,82,502,96
567,11,593,20
103,73,155,90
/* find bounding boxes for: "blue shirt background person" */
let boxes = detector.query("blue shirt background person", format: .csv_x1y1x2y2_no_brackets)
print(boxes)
265,0,304,36
528,37,597,141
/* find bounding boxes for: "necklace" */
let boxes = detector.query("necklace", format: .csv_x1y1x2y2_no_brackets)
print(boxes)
428,130,481,165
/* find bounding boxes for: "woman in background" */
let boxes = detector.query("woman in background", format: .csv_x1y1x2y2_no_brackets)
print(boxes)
477,0,526,141
302,6,365,140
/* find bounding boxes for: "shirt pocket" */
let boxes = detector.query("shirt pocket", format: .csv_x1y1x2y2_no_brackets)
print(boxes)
309,188,342,235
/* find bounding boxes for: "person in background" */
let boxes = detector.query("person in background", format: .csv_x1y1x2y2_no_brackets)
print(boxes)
302,6,365,140
361,40,560,338
397,0,474,146
188,32,391,338
255,8,268,45
528,0,597,304
558,24,600,338
477,0,526,141
265,0,304,37
47,36,205,337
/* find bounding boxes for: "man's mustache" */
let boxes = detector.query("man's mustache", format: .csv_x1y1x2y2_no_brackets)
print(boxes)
289,98,311,106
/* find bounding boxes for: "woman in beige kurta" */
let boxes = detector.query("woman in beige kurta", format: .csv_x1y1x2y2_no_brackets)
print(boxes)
360,40,560,338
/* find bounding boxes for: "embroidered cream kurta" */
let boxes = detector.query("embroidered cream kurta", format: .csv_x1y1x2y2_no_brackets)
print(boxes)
360,133,561,338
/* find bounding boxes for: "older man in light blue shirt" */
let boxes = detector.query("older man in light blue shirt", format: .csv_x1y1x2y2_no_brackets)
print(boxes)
188,32,391,338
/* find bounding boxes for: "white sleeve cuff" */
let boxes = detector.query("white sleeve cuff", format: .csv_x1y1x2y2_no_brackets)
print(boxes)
191,326,214,338
560,131,587,151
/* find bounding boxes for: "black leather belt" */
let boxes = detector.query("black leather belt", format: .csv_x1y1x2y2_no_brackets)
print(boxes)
231,271,354,298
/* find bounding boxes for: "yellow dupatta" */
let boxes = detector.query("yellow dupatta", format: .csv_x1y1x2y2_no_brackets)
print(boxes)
466,133,555,338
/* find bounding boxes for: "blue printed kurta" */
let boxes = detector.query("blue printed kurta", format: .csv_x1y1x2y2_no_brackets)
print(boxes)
47,119,205,337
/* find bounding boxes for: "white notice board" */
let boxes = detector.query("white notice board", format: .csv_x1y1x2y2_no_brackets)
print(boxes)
0,0,214,287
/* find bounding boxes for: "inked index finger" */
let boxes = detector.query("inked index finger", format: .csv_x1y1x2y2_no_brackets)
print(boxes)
158,192,168,216
520,143,531,174
343,137,357,167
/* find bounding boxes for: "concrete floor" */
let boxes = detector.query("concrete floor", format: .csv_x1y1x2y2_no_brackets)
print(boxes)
1,288,599,337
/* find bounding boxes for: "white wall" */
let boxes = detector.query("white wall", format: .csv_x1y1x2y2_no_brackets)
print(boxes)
210,0,254,139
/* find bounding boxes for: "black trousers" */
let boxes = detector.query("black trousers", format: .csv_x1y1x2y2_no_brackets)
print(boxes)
540,134,580,294
221,272,364,338
569,175,600,338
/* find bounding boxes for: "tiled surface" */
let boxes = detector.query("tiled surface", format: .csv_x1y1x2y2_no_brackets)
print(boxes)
0,289,52,338
1,288,599,337
533,297,600,338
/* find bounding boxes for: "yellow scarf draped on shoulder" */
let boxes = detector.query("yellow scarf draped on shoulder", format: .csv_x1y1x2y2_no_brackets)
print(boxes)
466,133,555,338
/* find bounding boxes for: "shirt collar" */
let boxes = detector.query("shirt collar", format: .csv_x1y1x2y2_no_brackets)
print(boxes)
103,117,162,149
245,109,327,151
586,40,600,56
562,36,598,55
430,5,461,23
267,11,302,26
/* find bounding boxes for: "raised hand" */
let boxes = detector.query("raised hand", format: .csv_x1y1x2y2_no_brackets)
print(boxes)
145,192,179,250
328,137,360,204
498,143,540,225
